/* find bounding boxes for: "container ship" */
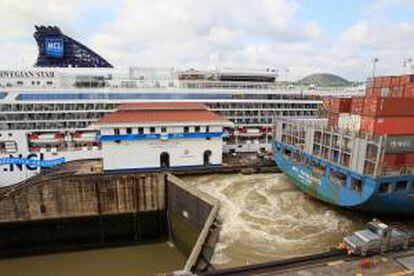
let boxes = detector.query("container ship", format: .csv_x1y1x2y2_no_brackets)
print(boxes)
273,74,414,216
0,26,362,187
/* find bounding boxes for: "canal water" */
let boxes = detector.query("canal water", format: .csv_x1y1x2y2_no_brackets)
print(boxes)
184,173,414,269
0,243,186,276
0,173,412,274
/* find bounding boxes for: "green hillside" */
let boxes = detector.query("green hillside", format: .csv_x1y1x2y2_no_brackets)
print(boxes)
298,73,350,87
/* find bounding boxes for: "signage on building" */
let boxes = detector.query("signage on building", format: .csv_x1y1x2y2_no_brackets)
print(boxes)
0,155,66,170
0,70,55,78
45,37,64,58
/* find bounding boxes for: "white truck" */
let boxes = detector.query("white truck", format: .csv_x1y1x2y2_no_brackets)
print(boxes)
343,219,411,256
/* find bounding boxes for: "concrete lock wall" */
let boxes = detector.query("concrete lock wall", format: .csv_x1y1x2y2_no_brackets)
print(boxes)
166,174,219,269
0,173,168,257
0,171,219,267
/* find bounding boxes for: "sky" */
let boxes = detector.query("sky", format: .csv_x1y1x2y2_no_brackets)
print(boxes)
1,0,414,81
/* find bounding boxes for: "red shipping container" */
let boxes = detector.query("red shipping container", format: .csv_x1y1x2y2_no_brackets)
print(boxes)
390,76,400,87
389,86,404,98
323,98,333,110
328,112,339,128
403,84,414,98
362,98,414,117
373,77,382,88
360,116,414,136
365,87,374,98
360,116,375,134
382,76,392,87
351,97,365,114
330,98,352,113
384,152,414,167
399,74,414,86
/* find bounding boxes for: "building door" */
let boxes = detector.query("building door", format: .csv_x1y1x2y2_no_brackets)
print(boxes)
203,150,212,166
160,152,170,168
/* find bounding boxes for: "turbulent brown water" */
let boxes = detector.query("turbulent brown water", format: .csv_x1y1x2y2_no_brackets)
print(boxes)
185,173,396,268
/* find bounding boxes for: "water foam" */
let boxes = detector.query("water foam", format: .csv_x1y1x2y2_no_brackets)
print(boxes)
185,173,364,266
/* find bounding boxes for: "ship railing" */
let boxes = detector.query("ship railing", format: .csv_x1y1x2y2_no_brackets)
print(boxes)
274,116,384,143
379,166,414,177
1,79,364,96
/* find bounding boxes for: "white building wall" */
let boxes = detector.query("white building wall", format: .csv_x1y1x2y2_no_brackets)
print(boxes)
102,137,222,171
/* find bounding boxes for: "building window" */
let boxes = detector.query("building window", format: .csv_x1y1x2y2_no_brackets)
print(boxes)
195,126,200,133
126,128,132,134
114,128,120,135
150,127,156,134
184,126,189,133
138,127,144,134
206,126,210,133
161,127,167,133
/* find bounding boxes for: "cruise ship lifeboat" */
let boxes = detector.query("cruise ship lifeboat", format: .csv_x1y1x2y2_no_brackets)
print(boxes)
72,131,98,142
28,132,65,144
237,128,264,137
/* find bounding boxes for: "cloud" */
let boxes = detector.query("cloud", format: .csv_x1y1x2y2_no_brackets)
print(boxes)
89,0,322,72
1,0,414,81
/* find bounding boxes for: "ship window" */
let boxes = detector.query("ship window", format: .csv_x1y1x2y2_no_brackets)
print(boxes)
379,182,392,193
195,126,200,133
161,127,167,133
184,126,189,133
0,141,18,154
114,128,120,135
126,128,132,134
47,81,53,85
396,181,408,192
138,127,144,134
352,178,362,192
331,171,346,186
206,126,210,133
150,127,156,134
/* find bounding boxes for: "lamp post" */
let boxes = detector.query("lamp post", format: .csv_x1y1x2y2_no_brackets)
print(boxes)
372,58,379,78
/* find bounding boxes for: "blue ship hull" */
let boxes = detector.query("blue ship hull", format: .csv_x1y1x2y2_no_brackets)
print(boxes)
273,142,414,217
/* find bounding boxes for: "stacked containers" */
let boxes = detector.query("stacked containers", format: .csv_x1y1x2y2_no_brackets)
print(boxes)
324,98,351,128
323,74,414,169
358,74,414,169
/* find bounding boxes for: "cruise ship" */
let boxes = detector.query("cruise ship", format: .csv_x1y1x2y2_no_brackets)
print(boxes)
0,26,362,187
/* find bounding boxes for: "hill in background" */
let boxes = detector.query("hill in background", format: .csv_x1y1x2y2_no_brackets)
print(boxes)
298,73,350,86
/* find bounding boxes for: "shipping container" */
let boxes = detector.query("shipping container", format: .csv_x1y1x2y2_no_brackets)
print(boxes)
360,116,414,136
338,113,361,132
384,152,414,168
362,98,414,117
403,83,414,98
328,112,339,128
390,76,400,87
385,135,414,153
329,98,352,113
399,74,414,86
351,97,364,114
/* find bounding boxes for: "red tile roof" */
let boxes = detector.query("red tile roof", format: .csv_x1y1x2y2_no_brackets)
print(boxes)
118,102,206,111
98,103,228,125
